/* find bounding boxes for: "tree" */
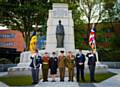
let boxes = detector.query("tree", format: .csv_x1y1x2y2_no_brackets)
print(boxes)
0,0,51,50
79,0,104,36
50,0,79,3
102,0,119,29
69,2,85,49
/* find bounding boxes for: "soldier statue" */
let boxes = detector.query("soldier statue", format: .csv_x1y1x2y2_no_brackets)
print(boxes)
56,20,65,48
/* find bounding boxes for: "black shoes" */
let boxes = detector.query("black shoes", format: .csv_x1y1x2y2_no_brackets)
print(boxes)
52,80,56,82
32,82,38,84
43,80,48,82
90,80,96,82
60,80,64,82
68,80,74,82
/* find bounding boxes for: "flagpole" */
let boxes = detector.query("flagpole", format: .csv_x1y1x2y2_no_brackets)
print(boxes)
92,24,99,64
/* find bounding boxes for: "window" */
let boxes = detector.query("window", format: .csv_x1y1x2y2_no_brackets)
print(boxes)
0,42,15,47
0,34,15,38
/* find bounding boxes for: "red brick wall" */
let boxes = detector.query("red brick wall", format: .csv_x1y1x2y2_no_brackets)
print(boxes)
0,30,24,52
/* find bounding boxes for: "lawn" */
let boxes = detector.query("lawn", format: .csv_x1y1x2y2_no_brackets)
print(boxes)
0,72,116,86
79,72,116,83
0,75,32,86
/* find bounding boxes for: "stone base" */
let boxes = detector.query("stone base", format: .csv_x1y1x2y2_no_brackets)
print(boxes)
8,63,108,76
7,50,108,76
8,67,31,76
84,63,108,74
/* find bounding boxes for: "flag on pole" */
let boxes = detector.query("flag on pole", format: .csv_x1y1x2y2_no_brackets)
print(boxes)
89,24,96,50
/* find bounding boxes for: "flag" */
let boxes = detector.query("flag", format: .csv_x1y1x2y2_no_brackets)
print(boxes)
89,26,96,50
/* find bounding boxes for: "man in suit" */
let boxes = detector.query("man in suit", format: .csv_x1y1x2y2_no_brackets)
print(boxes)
76,50,86,82
86,50,97,82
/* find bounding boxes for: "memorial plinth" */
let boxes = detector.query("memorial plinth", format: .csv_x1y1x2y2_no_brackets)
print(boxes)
46,3,75,52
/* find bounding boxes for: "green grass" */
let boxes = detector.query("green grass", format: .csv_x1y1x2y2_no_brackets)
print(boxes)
0,73,116,86
0,75,32,86
79,72,116,83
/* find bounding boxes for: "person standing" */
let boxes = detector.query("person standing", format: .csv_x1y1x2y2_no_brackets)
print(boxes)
49,52,58,82
76,50,86,82
58,51,66,82
42,52,49,82
86,50,97,82
30,50,42,84
66,51,75,82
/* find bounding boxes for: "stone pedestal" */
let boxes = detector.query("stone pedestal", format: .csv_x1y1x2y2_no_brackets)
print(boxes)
46,3,75,52
8,51,31,76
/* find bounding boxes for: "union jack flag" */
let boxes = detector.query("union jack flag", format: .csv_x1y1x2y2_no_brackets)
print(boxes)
89,25,96,50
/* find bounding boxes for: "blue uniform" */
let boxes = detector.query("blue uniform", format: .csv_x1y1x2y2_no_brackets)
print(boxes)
76,53,85,82
86,53,97,82
30,54,42,84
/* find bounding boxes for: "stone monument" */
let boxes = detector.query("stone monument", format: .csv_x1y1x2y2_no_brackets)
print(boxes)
8,3,108,76
46,3,75,52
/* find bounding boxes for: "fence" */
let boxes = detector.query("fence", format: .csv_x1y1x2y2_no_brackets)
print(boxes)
0,64,17,72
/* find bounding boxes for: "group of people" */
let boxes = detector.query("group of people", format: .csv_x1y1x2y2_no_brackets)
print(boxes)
29,49,97,84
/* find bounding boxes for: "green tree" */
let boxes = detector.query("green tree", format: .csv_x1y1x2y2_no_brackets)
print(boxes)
102,0,118,29
69,2,85,49
79,0,104,36
0,0,51,50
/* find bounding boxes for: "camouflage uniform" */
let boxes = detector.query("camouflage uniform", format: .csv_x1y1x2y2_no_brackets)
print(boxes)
42,56,49,82
58,55,66,81
66,55,75,81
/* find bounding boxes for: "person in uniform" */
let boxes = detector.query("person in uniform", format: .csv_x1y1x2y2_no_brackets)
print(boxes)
42,52,49,82
66,51,75,82
86,50,97,82
58,51,66,82
76,50,86,82
49,52,58,82
30,49,42,84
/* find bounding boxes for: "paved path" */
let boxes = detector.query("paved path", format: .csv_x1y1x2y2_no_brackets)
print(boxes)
0,72,7,77
94,69,120,87
35,77,79,87
0,82,9,87
35,77,97,87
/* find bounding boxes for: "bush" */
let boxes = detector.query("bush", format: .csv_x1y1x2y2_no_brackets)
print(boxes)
0,58,12,64
98,48,120,62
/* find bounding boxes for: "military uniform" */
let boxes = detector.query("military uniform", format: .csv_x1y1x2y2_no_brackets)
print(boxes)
30,52,42,84
58,55,66,81
76,53,86,82
86,52,97,82
42,55,49,82
66,55,75,81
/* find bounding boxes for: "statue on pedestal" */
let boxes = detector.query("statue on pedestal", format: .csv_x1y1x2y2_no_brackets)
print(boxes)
56,20,65,48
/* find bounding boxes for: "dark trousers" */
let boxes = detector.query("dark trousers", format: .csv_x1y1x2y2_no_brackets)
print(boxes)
59,67,65,81
31,68,39,83
89,65,96,81
68,68,74,81
76,66,85,82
